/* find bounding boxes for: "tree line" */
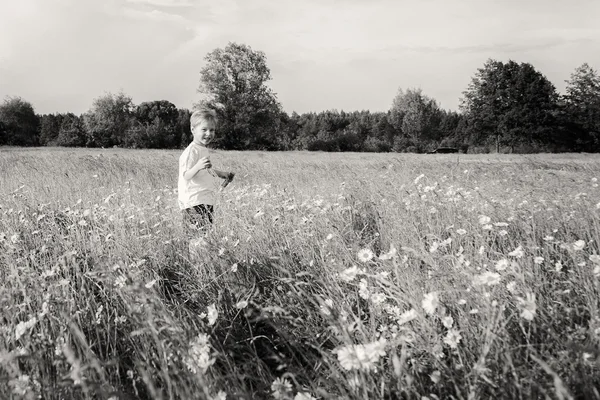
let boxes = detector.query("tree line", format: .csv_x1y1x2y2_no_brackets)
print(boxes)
1,42,599,153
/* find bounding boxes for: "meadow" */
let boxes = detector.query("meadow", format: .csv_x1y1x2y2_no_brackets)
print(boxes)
1,147,600,400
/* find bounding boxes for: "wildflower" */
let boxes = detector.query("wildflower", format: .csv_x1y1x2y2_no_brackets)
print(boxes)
397,308,418,325
295,392,317,400
114,275,127,288
443,329,462,349
422,292,439,315
493,222,509,227
231,263,238,272
357,248,374,263
358,279,370,300
533,256,544,265
145,279,157,288
15,317,37,341
442,315,454,329
456,229,467,235
458,299,467,305
218,248,225,256
508,246,524,258
517,293,537,321
506,281,517,292
326,233,334,240
414,174,425,184
478,215,491,225
589,255,600,264
184,333,215,374
555,261,563,272
207,304,218,326
378,244,398,260
495,259,509,271
340,265,359,282
9,374,31,396
543,235,554,241
429,241,439,253
334,339,387,372
271,378,293,400
498,230,508,236
235,300,248,309
594,265,600,278
573,240,585,251
370,293,386,306
473,271,501,286
212,391,227,400
430,370,441,384
482,224,493,230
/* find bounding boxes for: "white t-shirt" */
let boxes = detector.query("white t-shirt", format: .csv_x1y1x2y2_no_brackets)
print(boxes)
178,143,217,209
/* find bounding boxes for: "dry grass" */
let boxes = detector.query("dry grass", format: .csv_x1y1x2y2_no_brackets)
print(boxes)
1,147,600,399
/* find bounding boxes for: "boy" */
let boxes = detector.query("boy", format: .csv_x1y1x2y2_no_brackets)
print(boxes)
178,109,234,237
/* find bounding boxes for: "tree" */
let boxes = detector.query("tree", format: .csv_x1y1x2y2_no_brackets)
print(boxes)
460,59,558,152
177,108,192,148
126,100,179,148
198,42,282,150
0,96,40,146
53,113,86,147
562,63,600,151
83,92,134,147
39,114,64,146
390,88,442,151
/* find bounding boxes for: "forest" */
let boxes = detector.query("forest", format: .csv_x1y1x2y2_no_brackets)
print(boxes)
1,43,599,153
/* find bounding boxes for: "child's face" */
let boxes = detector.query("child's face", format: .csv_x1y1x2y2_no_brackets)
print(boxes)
192,119,216,146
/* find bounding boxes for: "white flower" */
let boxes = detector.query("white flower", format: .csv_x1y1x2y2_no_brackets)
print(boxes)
184,333,215,374
145,279,157,288
443,329,462,349
370,293,386,306
207,304,218,326
533,256,544,265
294,392,317,400
235,301,248,309
517,293,537,321
357,248,374,263
114,275,127,288
478,215,491,225
573,240,585,251
495,259,509,271
422,292,439,315
378,244,398,260
271,378,292,400
473,271,501,286
508,246,524,258
397,308,418,325
15,317,37,341
231,263,238,272
212,391,227,400
456,229,467,235
358,279,370,300
334,339,387,371
326,233,334,241
430,370,441,384
589,255,600,264
506,281,517,292
340,265,359,282
442,315,454,329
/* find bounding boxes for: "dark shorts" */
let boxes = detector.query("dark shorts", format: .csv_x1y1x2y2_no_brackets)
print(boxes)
183,204,214,236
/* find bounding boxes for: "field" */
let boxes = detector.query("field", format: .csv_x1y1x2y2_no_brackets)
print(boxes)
1,147,600,400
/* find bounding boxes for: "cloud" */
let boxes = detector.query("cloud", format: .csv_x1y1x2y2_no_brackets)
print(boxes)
124,0,195,7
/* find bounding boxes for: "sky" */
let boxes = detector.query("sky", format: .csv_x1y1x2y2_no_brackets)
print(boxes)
1,0,599,115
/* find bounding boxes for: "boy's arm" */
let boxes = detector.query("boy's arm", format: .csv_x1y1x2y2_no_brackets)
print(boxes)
181,149,210,180
183,161,206,180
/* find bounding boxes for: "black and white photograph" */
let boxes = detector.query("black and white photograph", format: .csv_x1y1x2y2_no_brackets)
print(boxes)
1,1,600,399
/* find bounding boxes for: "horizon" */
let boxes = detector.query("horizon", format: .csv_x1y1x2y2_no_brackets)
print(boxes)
1,0,599,115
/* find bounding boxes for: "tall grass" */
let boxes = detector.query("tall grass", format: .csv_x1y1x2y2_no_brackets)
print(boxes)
1,147,600,399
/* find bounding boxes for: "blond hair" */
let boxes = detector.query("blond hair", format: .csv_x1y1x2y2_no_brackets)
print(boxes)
190,108,217,129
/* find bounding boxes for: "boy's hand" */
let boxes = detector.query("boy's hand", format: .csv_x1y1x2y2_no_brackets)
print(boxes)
221,172,235,188
197,157,211,170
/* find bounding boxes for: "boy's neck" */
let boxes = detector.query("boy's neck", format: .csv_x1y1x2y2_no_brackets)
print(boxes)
192,140,208,148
